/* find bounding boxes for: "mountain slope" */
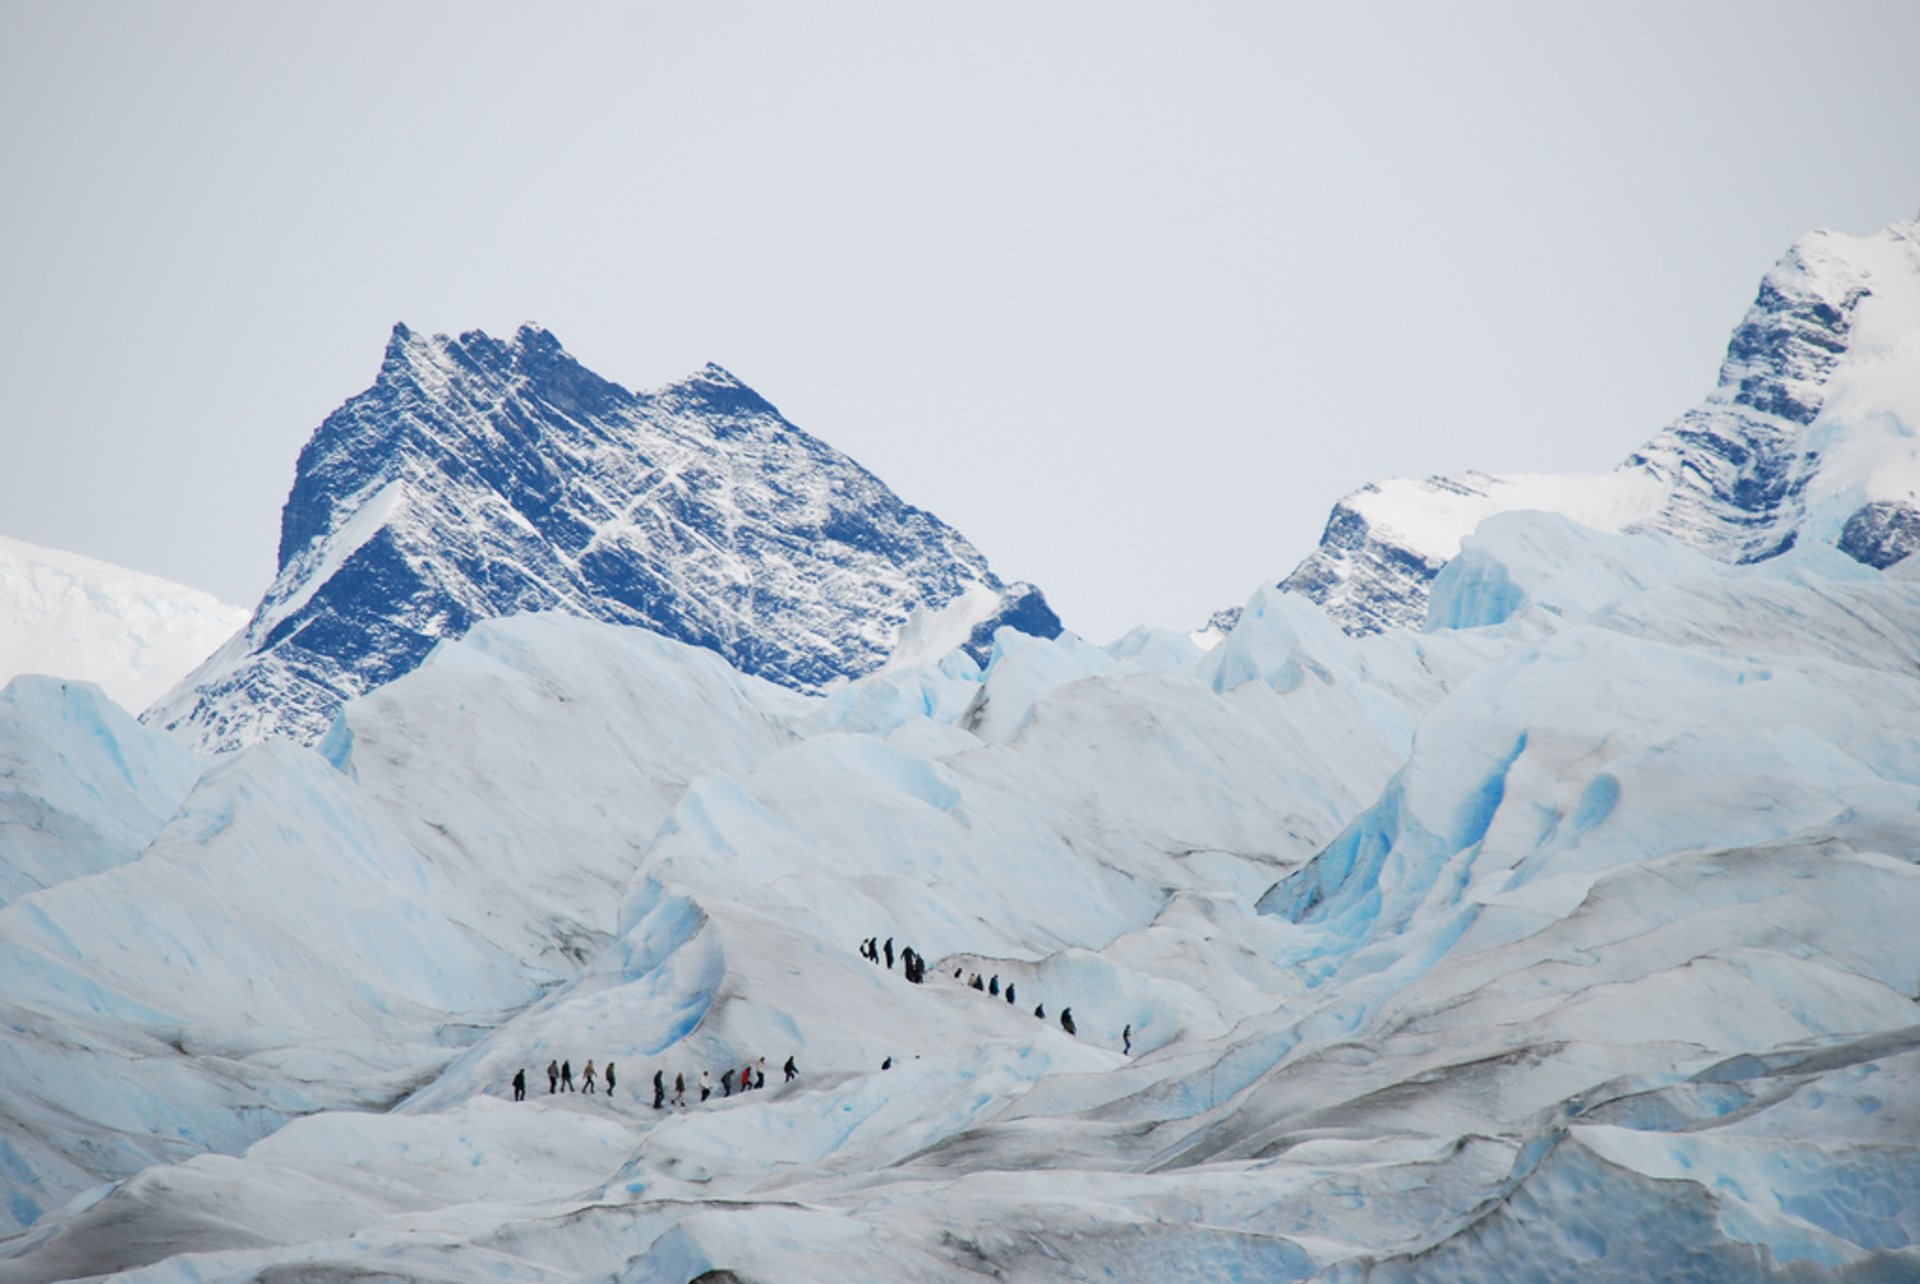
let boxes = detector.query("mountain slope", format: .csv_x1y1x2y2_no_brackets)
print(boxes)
1274,218,1920,633
147,325,1060,752
0,534,245,713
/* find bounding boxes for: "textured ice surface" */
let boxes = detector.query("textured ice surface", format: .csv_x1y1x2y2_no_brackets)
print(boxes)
3,533,1918,1276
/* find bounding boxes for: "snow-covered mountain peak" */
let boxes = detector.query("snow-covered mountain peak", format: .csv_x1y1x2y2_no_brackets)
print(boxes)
0,533,245,714
152,324,1060,753
1272,217,1920,635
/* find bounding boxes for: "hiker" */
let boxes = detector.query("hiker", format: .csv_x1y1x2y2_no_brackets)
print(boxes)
674,1072,686,1106
700,1070,712,1102
561,1060,575,1091
1034,1003,1045,1019
740,1060,754,1092
547,1060,559,1094
989,975,999,996
1006,982,1016,1005
955,968,963,979
1123,1024,1132,1055
784,1055,798,1082
722,1068,734,1097
605,1062,616,1096
970,974,985,992
1060,1008,1076,1036
884,937,895,970
756,1056,767,1089
858,937,871,961
653,1070,666,1109
882,1056,893,1071
512,1068,526,1102
582,1059,597,1093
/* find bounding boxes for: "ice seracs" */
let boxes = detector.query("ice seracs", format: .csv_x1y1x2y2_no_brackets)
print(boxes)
6,225,1920,1280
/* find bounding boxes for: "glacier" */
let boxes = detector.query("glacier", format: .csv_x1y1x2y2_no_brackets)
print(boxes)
3,500,1917,1280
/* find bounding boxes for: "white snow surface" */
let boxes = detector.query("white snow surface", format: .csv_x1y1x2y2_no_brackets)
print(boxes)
3,513,1918,1281
0,534,244,714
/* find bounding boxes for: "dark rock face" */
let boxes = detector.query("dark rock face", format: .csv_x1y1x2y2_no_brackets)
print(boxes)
151,324,1061,751
1278,497,1447,636
1838,501,1920,570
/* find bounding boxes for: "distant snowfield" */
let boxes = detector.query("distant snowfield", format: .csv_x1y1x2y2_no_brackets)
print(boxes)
2,508,1916,1281
0,534,244,715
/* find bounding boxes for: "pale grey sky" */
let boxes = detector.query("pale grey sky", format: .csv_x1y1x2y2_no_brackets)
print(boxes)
3,1,1917,642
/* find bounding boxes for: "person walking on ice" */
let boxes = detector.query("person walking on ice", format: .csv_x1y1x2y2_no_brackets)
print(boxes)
1060,1008,1076,1036
561,1060,575,1091
547,1060,559,1094
722,1068,734,1097
512,1068,526,1101
1123,1024,1132,1055
653,1070,666,1109
700,1070,712,1102
605,1062,616,1096
784,1055,799,1082
582,1060,597,1093
674,1072,686,1106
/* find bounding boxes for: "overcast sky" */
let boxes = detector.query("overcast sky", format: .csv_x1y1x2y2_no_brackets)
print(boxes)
3,2,1917,642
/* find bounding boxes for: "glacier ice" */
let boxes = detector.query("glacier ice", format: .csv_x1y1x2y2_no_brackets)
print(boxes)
2,512,1918,1279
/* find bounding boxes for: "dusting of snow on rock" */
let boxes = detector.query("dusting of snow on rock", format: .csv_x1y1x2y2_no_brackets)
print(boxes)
1279,219,1920,631
0,534,245,714
147,324,1061,753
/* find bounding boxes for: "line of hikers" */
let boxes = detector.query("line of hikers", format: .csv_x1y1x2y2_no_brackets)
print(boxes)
862,932,1134,1051
510,1054,801,1106
858,934,929,984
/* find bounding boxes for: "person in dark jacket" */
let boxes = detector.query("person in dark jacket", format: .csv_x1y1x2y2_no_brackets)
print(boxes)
674,1072,686,1106
605,1062,616,1096
1060,1008,1076,1036
512,1068,526,1101
1006,982,1016,1005
881,1056,893,1070
722,1068,734,1097
561,1060,575,1091
970,974,985,991
547,1060,560,1094
653,1070,666,1109
784,1055,799,1082
989,975,999,996
1123,1024,1132,1055
1034,1003,1045,1019
884,937,895,970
